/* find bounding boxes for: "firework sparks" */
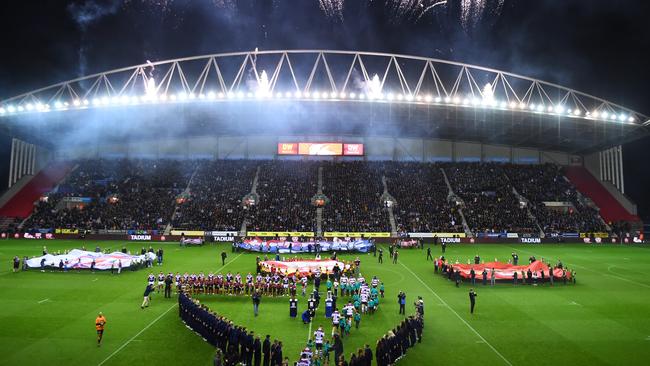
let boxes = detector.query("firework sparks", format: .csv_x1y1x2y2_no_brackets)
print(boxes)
384,0,448,24
460,0,505,29
319,0,345,21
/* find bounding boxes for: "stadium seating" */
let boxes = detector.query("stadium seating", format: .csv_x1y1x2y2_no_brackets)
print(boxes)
384,162,462,233
322,161,390,232
504,164,606,233
246,160,318,232
564,166,640,224
25,159,194,231
0,161,74,218
172,160,257,231
446,163,536,234
15,159,615,235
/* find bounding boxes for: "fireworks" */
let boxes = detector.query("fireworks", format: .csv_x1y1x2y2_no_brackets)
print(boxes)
460,0,505,29
385,0,448,23
319,0,345,21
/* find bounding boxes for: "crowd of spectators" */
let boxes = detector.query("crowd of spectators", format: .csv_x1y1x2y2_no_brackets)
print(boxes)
25,159,194,231
447,163,536,234
21,158,608,235
384,162,462,233
322,161,390,232
173,160,257,231
246,160,318,232
503,163,606,233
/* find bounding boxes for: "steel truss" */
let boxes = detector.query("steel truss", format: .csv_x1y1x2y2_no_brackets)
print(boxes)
0,50,646,125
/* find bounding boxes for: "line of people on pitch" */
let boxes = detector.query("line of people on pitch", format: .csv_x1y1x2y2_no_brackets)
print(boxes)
296,327,374,366
375,312,424,366
180,291,288,366
435,255,576,286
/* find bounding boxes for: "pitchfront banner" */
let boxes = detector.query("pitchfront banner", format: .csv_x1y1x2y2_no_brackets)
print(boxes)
324,232,390,238
55,228,79,234
238,238,373,253
247,231,315,237
171,230,205,236
407,233,466,238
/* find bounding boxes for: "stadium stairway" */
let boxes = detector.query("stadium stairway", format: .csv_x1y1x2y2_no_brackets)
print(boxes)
381,176,398,236
441,168,472,237
0,161,74,219
564,166,640,224
316,167,324,236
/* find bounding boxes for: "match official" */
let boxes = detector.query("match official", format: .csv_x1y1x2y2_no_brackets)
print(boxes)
469,289,477,314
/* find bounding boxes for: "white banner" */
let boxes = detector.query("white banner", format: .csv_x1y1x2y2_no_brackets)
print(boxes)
25,249,155,270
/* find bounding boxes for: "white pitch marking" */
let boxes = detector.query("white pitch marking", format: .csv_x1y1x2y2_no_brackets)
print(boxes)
97,303,177,366
218,252,244,272
92,278,99,282
38,298,50,304
568,301,582,306
505,246,650,289
307,319,313,342
399,262,513,366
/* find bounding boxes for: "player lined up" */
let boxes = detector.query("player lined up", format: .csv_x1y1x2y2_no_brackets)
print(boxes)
147,271,384,298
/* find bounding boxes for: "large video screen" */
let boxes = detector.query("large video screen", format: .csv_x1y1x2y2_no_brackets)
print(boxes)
277,142,364,156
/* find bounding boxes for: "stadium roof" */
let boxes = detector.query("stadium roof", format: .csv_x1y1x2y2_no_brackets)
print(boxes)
0,50,647,154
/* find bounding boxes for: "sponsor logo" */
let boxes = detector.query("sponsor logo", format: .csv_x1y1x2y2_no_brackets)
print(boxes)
130,234,152,241
520,237,541,244
214,236,235,242
440,237,461,243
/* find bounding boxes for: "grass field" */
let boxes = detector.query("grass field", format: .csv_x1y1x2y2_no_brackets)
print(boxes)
1,239,650,366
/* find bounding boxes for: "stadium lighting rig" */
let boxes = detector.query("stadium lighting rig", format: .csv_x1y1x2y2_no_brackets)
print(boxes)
0,89,639,124
0,50,643,125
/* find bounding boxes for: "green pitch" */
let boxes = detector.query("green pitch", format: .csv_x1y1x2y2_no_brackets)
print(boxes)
1,239,650,366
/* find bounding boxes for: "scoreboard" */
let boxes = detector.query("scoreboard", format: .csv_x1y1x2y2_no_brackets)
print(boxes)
278,142,364,156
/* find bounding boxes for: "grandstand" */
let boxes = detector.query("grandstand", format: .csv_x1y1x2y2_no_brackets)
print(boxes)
0,50,646,240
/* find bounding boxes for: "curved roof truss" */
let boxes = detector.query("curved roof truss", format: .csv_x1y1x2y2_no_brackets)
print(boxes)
0,50,647,126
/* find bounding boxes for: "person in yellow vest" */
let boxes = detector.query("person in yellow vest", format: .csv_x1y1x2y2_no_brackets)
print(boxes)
95,312,107,347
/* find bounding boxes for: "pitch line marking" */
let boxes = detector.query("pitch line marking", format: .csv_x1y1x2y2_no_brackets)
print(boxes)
97,303,177,366
398,262,513,366
92,278,99,282
307,320,313,342
218,252,244,272
38,298,50,304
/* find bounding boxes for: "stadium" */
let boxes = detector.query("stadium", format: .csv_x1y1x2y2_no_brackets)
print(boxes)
1,2,649,366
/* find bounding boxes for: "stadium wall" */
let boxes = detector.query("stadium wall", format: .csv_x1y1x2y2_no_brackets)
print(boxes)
54,135,582,165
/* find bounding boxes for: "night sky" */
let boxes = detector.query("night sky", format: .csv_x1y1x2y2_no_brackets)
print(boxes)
0,0,648,217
